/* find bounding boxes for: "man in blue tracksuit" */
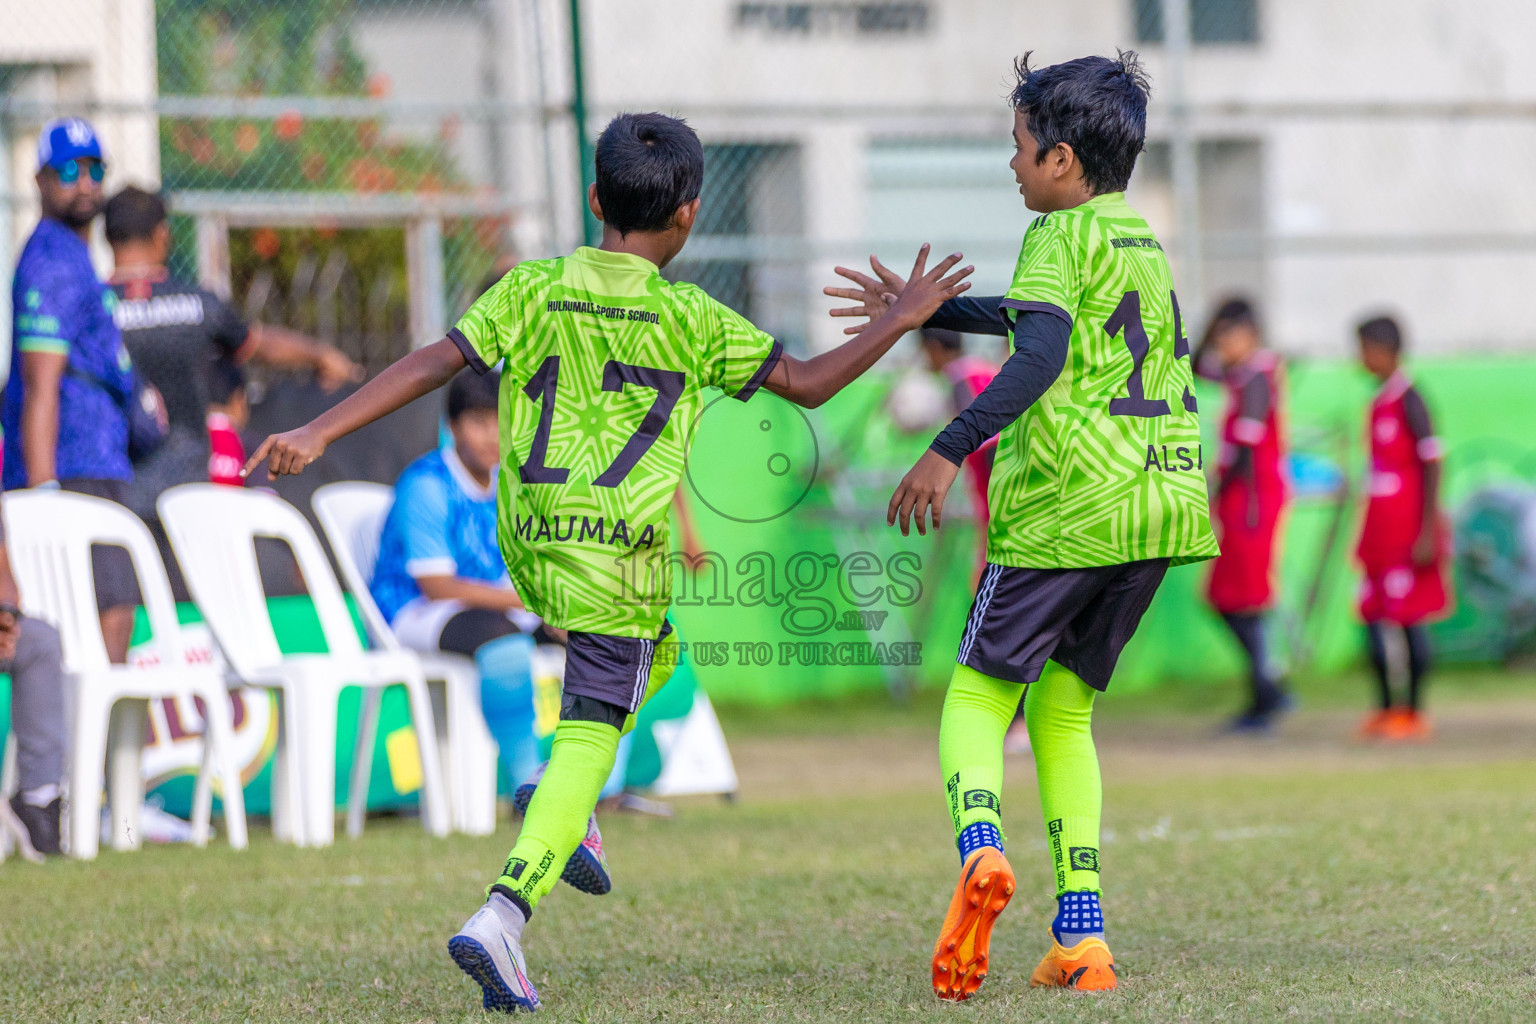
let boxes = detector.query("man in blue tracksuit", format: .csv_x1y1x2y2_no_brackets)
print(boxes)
2,117,142,662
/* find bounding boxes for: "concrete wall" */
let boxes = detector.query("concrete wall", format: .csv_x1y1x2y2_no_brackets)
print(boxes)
0,0,159,382
41,0,1513,356
0,0,160,251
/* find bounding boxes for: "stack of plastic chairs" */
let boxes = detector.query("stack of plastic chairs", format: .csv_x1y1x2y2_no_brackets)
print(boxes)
158,484,449,847
2,489,248,859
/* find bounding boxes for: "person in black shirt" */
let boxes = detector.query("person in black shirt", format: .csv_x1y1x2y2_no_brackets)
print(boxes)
103,186,361,518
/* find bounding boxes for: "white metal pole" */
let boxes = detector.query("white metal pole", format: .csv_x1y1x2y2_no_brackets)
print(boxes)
195,213,231,299
526,0,564,255
406,216,446,348
1165,0,1205,332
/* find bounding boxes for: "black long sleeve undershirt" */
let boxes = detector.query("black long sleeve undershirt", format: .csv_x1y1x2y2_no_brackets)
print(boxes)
925,295,1011,336
929,310,1070,465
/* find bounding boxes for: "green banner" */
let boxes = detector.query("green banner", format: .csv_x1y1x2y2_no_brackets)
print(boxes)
669,355,1536,700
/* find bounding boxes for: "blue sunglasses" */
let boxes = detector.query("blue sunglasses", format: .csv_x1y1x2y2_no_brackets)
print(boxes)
56,159,105,185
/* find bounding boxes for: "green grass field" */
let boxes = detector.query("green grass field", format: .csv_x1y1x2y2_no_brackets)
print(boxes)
4,670,1535,1022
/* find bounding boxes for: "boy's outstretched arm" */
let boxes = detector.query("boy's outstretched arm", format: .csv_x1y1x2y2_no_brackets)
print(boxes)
764,244,972,409
243,338,468,480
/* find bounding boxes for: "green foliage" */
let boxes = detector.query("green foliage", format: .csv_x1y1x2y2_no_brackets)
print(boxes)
154,0,507,329
156,0,469,194
158,0,366,97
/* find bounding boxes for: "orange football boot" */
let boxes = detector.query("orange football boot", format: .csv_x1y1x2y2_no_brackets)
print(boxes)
1380,707,1432,741
931,847,1015,1001
1029,933,1118,991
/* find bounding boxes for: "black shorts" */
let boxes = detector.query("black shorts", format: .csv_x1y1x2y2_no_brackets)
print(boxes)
61,479,143,612
957,559,1170,691
563,619,675,713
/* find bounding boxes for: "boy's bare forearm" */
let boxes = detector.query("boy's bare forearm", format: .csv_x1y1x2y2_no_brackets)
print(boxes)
1421,460,1441,527
416,574,524,612
765,312,913,409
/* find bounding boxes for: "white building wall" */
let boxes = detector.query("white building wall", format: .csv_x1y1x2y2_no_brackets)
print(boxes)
0,0,159,381
1169,0,1536,352
4,0,1527,355
571,0,1536,355
0,0,160,241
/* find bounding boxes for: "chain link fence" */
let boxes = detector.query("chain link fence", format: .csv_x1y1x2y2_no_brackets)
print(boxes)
2,0,1535,365
152,0,552,374
3,0,1536,673
2,0,570,377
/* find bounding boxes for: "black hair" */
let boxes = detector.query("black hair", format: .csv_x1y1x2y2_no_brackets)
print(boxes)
593,113,704,236
921,326,964,352
1009,50,1151,195
1200,296,1260,351
104,185,167,244
208,358,246,407
1357,315,1403,354
447,367,500,421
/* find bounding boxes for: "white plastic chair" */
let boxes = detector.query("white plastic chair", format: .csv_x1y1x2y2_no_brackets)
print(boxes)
2,490,248,859
157,484,449,846
313,481,500,837
0,735,34,863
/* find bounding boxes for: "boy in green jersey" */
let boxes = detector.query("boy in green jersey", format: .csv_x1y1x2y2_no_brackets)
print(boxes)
245,111,973,1013
832,51,1217,1001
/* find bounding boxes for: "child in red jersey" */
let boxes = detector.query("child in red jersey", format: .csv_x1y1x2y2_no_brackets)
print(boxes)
206,358,248,487
1196,299,1290,731
1354,315,1449,741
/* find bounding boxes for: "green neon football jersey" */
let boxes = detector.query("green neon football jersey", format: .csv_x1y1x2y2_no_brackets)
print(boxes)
987,192,1219,569
450,246,782,637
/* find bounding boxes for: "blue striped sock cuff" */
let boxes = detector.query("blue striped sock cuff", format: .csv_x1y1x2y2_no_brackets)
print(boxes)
957,821,1003,862
1052,890,1104,942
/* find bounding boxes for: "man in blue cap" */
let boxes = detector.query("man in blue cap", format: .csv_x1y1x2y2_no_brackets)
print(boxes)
2,117,143,662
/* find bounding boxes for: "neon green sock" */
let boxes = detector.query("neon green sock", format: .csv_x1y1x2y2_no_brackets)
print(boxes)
1025,662,1102,896
494,719,619,912
493,632,680,912
939,663,1023,849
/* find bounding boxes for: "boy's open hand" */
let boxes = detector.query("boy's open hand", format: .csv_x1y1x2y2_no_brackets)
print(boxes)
243,424,328,481
888,448,962,536
825,254,906,334
886,245,973,332
826,245,971,335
